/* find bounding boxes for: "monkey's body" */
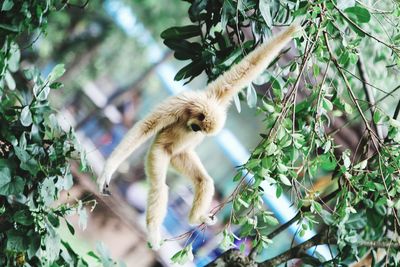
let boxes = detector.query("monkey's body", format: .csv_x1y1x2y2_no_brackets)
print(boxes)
97,25,300,250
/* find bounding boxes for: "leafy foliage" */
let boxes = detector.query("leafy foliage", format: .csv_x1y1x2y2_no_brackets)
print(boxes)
163,0,400,265
0,2,119,266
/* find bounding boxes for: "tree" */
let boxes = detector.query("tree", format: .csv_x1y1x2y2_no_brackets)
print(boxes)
161,0,400,265
0,1,119,266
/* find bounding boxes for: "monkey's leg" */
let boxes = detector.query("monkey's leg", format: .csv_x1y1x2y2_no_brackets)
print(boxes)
171,151,215,225
145,145,171,250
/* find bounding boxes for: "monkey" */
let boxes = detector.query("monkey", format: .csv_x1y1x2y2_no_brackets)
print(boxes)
97,24,300,250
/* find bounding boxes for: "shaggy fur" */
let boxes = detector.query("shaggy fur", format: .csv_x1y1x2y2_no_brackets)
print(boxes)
97,24,300,250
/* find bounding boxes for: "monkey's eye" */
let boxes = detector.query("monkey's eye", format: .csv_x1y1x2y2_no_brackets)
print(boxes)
190,124,201,132
198,113,205,121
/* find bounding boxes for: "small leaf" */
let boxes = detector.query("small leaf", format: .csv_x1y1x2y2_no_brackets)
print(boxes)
48,64,65,82
322,98,333,111
0,167,25,195
50,82,63,89
263,215,279,225
344,6,371,23
1,0,13,11
36,86,50,101
8,42,20,72
66,220,75,235
344,102,353,114
262,100,275,113
160,25,201,39
313,64,320,77
259,0,272,28
20,106,33,126
323,140,331,153
246,84,257,108
279,174,292,186
47,212,60,228
233,93,241,113
5,71,15,90
373,110,382,124
265,142,277,156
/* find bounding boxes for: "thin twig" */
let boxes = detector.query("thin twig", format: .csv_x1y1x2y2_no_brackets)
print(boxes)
356,55,384,140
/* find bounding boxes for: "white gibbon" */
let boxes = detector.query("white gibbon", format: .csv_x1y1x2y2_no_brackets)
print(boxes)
97,24,300,250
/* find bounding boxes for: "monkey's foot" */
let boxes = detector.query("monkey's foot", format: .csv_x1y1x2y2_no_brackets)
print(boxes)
147,230,162,251
97,173,111,195
189,214,217,226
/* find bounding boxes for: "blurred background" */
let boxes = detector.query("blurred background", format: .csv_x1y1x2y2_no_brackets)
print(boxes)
21,0,315,266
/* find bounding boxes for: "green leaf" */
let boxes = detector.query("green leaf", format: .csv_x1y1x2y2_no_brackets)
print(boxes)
48,212,60,228
50,82,63,89
237,197,250,208
87,251,101,261
8,42,20,72
265,142,277,156
1,0,13,11
20,106,33,126
233,93,241,113
312,201,323,213
65,220,75,235
0,167,25,195
14,146,39,175
373,110,383,124
322,98,333,111
96,242,115,267
6,230,26,251
313,64,320,77
40,177,56,206
171,243,193,265
246,84,257,108
259,0,272,28
263,214,279,225
279,174,291,186
48,64,65,82
344,6,371,23
5,70,16,90
161,25,201,39
36,85,50,100
13,210,33,226
262,100,275,113
344,102,353,114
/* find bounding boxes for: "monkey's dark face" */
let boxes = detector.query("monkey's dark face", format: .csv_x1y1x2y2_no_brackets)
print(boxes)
187,103,226,135
188,113,206,132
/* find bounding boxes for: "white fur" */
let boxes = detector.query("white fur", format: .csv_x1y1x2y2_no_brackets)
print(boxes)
98,25,299,250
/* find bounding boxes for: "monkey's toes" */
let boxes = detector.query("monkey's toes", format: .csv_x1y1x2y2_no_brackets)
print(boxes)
199,214,217,226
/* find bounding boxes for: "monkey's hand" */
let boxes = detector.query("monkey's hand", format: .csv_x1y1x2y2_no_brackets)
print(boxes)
189,214,217,226
97,171,112,196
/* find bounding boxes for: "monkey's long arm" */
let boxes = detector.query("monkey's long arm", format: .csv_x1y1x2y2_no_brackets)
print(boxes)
206,24,300,106
97,97,184,190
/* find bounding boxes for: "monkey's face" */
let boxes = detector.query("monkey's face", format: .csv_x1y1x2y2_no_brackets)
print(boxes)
187,101,226,135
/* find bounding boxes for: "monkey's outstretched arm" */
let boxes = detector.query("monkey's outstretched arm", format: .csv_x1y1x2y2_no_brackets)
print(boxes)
206,24,300,106
97,97,184,191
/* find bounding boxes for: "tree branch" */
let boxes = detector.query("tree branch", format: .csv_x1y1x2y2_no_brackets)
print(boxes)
323,31,380,151
259,229,330,267
356,55,384,140
267,189,339,240
393,100,400,121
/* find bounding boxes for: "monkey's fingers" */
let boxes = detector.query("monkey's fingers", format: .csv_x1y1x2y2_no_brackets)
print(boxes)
97,174,112,196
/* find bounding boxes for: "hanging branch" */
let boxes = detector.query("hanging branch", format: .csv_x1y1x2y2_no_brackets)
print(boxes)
356,55,385,140
323,31,381,151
